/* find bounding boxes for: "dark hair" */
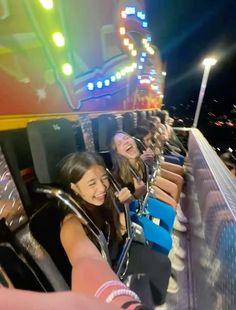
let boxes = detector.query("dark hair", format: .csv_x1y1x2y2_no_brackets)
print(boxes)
134,126,150,141
138,120,156,133
58,152,122,248
149,116,161,125
59,152,105,192
133,127,150,151
155,111,165,124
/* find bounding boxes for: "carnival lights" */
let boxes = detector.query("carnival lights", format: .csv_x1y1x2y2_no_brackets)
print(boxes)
104,79,110,86
85,4,164,100
86,62,137,91
62,63,73,76
96,81,103,89
123,38,129,46
120,27,126,35
52,32,65,47
140,78,151,84
39,0,53,10
87,83,94,91
116,72,122,79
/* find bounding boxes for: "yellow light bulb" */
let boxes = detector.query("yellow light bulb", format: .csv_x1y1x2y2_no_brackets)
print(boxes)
52,32,65,47
128,43,133,50
39,0,53,10
123,38,129,46
62,63,73,76
121,69,126,76
120,27,126,35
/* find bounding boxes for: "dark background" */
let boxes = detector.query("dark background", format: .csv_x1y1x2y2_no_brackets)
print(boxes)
145,0,236,151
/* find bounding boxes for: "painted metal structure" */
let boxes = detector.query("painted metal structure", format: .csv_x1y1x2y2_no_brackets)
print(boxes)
0,0,165,130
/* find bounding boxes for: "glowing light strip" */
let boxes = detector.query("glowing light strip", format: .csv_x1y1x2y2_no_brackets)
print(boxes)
86,63,137,91
120,7,165,97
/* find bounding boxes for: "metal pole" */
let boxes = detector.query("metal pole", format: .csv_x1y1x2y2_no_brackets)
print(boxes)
192,65,211,128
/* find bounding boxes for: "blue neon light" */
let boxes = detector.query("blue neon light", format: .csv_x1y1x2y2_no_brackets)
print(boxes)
97,81,103,88
104,79,110,86
87,82,94,91
137,11,145,20
126,7,136,15
83,6,158,96
116,72,122,80
110,75,116,82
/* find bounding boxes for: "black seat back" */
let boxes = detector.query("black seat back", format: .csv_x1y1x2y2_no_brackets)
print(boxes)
137,111,147,125
27,119,77,184
26,118,79,285
97,114,118,152
123,112,137,135
29,202,71,286
0,219,50,291
0,243,45,291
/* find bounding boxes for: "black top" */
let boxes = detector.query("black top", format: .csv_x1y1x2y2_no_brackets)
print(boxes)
59,192,124,265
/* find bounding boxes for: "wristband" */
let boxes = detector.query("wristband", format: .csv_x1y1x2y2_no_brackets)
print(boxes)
94,280,126,298
105,288,141,304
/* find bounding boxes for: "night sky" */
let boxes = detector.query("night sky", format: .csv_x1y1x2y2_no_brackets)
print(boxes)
145,0,236,150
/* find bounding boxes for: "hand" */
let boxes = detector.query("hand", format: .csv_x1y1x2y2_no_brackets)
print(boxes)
133,177,146,198
115,187,132,204
140,149,154,165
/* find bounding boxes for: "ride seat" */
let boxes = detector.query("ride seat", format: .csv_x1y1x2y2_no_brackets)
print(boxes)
26,118,112,285
0,243,44,291
29,202,72,286
0,219,49,291
123,112,137,135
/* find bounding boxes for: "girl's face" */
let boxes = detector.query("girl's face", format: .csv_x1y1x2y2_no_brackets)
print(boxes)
70,165,109,206
155,127,166,142
143,132,153,148
113,133,139,160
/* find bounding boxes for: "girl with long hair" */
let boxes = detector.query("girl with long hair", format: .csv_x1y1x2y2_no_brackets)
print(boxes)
110,131,180,211
110,132,187,268
133,126,184,210
58,152,172,307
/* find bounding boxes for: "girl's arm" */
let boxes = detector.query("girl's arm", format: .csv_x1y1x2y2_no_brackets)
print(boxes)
0,287,119,310
60,215,141,308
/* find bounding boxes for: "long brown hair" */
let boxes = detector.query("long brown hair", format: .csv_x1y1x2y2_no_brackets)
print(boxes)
110,131,144,185
58,152,122,245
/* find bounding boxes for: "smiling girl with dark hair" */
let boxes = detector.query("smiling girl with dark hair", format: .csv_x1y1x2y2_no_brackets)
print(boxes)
59,151,172,307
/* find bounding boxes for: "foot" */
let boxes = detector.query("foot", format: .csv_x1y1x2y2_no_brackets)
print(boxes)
177,204,188,224
172,235,186,259
155,303,167,310
173,217,187,232
169,249,185,272
167,275,179,294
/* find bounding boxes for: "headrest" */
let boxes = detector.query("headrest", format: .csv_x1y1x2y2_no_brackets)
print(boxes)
123,112,137,135
97,114,118,152
137,111,146,124
27,119,77,184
